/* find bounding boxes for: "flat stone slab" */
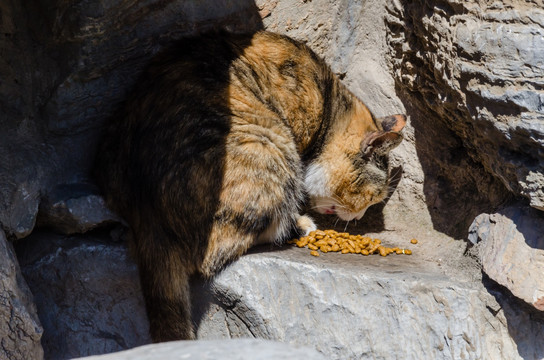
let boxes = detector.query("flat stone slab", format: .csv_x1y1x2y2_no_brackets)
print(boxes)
195,245,544,360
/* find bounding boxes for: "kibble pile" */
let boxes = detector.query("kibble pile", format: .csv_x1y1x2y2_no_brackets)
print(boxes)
288,229,416,257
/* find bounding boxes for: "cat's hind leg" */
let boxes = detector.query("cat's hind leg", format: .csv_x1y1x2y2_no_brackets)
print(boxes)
133,226,195,342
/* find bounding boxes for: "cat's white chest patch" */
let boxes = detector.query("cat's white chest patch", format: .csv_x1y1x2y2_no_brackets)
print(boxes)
304,162,330,198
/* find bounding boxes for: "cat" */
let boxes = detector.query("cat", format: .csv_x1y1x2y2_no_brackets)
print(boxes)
93,30,406,342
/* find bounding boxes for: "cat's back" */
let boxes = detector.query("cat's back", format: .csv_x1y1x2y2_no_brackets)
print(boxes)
94,33,243,212
94,31,327,213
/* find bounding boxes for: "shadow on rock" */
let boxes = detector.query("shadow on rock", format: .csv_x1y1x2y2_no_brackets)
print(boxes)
15,230,151,360
483,275,544,360
385,0,518,239
498,206,544,251
392,85,513,239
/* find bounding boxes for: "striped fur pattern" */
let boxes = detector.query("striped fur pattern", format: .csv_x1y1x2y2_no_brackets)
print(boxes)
94,30,405,342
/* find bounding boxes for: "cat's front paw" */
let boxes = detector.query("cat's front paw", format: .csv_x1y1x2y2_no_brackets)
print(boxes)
296,214,317,236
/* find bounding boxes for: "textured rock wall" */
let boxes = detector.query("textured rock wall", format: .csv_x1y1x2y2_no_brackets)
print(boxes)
16,231,151,360
386,0,544,213
385,0,544,313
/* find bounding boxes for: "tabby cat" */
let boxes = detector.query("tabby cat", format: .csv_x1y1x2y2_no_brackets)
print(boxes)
94,30,406,342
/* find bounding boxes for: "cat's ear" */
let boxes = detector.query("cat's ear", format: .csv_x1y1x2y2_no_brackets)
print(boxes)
376,114,406,132
360,131,403,158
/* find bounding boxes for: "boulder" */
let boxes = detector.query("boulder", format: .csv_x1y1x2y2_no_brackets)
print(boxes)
0,229,43,360
196,244,544,360
469,205,544,311
76,339,326,360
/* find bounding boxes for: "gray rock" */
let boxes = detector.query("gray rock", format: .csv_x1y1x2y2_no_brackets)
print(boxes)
16,231,151,360
196,247,544,360
76,339,327,360
37,183,120,235
386,0,544,212
469,205,544,311
0,229,43,360
16,230,544,360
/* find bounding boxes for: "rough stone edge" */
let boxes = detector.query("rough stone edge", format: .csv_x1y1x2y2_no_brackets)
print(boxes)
74,339,326,360
0,228,44,360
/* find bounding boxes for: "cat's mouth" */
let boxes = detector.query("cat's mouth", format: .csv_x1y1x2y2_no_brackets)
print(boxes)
336,208,367,221
314,200,367,221
313,202,337,216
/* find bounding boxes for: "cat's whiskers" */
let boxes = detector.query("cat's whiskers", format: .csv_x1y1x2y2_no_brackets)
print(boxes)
387,168,403,190
390,166,403,179
309,205,340,213
330,195,351,213
309,205,325,211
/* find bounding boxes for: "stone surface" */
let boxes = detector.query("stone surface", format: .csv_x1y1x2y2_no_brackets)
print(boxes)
196,245,544,360
0,229,43,360
469,205,544,311
36,183,120,235
77,339,327,360
15,229,544,360
386,0,544,212
16,231,151,360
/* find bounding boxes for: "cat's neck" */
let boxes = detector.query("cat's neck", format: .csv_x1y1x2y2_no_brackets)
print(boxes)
300,77,378,163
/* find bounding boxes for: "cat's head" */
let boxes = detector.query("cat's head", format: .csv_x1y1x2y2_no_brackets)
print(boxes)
304,113,406,221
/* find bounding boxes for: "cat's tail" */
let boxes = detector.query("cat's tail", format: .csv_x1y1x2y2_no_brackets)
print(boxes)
133,223,195,342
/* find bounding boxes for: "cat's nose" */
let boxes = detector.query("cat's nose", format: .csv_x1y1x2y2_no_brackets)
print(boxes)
324,205,336,214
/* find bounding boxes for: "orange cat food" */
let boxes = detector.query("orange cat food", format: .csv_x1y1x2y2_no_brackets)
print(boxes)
288,229,413,257
410,238,418,244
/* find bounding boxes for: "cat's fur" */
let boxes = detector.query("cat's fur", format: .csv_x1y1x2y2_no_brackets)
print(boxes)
94,30,406,342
